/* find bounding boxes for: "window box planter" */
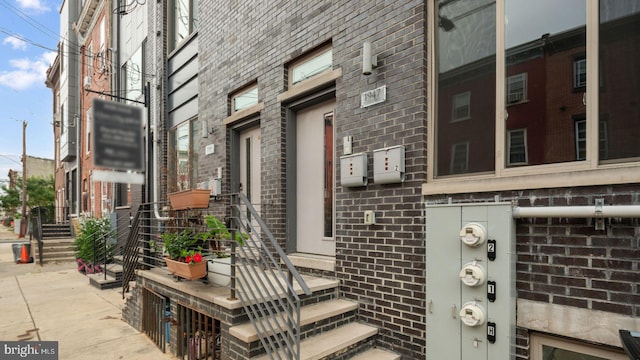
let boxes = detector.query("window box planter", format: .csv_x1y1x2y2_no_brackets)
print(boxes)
168,189,211,210
165,257,207,280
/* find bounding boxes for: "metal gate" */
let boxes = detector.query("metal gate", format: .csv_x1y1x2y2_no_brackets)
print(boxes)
177,303,219,360
142,288,168,352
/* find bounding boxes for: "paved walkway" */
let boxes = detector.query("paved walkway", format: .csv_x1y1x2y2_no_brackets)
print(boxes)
0,225,176,359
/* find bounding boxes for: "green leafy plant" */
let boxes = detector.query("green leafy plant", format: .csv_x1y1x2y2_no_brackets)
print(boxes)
160,228,204,264
74,217,114,264
198,215,247,258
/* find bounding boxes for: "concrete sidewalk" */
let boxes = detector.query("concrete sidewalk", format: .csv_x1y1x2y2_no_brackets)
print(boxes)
0,225,176,359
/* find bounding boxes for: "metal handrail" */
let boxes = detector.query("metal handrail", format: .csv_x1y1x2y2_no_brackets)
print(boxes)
122,206,143,298
119,196,312,359
231,192,311,360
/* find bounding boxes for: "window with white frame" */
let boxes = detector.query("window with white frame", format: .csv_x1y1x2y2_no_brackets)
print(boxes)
290,45,332,86
573,57,587,89
508,129,527,165
576,118,609,161
452,92,471,121
170,0,199,52
450,142,469,174
506,73,526,104
428,0,640,193
231,84,258,113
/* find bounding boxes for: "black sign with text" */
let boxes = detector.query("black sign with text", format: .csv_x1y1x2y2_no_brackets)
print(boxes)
92,98,143,171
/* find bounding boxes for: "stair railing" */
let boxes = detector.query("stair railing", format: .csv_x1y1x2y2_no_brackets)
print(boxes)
30,210,43,266
230,192,312,360
121,206,143,298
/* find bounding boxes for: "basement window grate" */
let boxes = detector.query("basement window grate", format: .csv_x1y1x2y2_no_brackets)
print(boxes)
177,304,220,360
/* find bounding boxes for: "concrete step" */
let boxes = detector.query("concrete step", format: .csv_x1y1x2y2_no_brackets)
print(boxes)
230,298,358,343
251,322,377,360
351,348,401,360
88,273,122,290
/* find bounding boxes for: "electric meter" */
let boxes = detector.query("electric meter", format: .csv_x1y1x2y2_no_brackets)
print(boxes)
459,302,486,327
459,262,486,287
459,223,487,247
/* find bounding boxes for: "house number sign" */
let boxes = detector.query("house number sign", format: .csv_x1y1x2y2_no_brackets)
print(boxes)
361,85,386,108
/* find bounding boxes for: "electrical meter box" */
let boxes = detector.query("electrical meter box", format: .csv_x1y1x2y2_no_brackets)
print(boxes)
425,203,515,360
340,153,368,187
373,145,405,184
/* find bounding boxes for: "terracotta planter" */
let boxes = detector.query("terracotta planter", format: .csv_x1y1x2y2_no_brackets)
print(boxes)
168,189,211,210
165,257,207,280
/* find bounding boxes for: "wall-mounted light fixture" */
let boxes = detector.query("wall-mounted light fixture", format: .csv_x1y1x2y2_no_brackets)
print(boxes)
362,41,378,75
202,119,215,138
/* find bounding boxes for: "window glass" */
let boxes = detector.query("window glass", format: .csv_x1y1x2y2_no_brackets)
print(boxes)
170,120,199,191
508,129,527,165
124,44,144,102
171,0,198,51
291,48,332,85
542,345,608,360
233,86,258,112
507,73,526,104
505,0,586,167
436,0,496,176
598,0,640,162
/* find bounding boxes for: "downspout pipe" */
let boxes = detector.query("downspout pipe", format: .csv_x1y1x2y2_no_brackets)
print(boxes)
513,205,640,219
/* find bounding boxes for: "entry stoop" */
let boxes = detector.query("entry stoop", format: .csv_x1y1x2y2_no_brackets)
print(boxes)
251,322,378,360
88,263,123,290
231,294,397,359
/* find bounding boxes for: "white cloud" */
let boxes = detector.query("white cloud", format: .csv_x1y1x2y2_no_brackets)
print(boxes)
0,52,56,91
17,0,50,12
3,36,27,50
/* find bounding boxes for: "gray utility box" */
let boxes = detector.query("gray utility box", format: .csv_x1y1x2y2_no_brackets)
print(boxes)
425,203,515,360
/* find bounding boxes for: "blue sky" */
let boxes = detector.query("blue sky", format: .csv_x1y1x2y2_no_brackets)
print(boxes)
0,0,58,183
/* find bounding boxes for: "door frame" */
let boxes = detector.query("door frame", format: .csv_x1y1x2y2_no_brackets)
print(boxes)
229,117,261,194
284,86,336,254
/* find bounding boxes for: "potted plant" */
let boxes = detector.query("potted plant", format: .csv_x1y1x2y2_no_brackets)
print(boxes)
199,215,246,286
160,228,207,280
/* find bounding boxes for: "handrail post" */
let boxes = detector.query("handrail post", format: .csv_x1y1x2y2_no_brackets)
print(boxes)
229,193,238,300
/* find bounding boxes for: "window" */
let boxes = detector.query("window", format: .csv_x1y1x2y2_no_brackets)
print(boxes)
427,0,640,194
573,57,587,89
123,43,144,103
450,142,469,174
85,107,91,154
290,46,332,86
231,84,258,113
530,333,627,360
169,120,199,191
170,0,199,52
452,92,471,121
86,43,92,85
508,129,527,165
115,183,129,207
507,73,526,104
575,119,586,160
576,118,609,161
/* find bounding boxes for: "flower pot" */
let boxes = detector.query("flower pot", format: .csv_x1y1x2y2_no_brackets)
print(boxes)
207,257,231,286
168,189,211,210
165,257,207,280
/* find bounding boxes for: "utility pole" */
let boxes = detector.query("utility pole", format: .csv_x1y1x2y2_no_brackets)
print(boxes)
20,120,27,238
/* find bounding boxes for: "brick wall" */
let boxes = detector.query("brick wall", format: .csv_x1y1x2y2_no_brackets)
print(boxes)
426,184,640,358
195,1,428,358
